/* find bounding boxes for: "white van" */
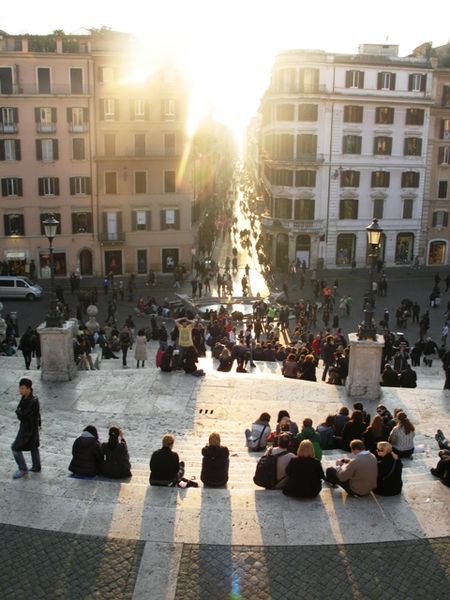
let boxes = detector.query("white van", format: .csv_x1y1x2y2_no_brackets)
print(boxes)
0,276,43,301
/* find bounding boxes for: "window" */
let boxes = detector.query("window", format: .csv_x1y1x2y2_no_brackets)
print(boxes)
401,171,420,188
135,172,147,194
38,177,59,196
299,68,319,93
443,86,450,108
276,68,295,92
164,133,175,156
1,177,22,196
162,99,176,120
72,138,85,160
270,169,293,186
374,136,392,155
40,213,61,235
104,134,116,156
295,170,316,187
298,104,318,121
432,211,449,228
0,107,18,133
438,181,448,199
36,139,58,161
132,99,147,120
340,170,360,187
371,171,390,187
339,199,358,219
70,68,83,94
35,107,56,132
137,249,147,274
69,176,91,195
0,139,21,161
274,134,294,160
67,107,88,132
105,172,117,194
37,68,51,93
441,119,450,140
274,198,292,219
373,198,384,219
72,212,93,234
438,147,450,165
404,137,422,156
345,70,364,89
132,210,151,231
406,108,425,126
294,199,314,220
342,135,362,154
0,67,13,94
276,104,295,121
408,73,426,92
377,72,396,91
403,198,414,219
100,98,118,121
375,107,394,124
135,134,146,157
164,171,176,192
160,208,180,229
296,134,317,160
4,214,24,236
343,105,363,123
98,66,115,83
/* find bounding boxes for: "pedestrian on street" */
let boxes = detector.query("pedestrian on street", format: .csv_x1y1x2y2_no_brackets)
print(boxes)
11,377,41,479
119,324,132,368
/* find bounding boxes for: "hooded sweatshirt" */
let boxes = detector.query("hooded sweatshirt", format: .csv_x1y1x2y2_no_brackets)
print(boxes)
295,426,323,461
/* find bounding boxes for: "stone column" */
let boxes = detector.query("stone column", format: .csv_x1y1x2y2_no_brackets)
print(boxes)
38,319,78,381
345,333,385,400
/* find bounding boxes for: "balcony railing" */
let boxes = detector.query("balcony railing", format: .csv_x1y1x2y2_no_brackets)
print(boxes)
263,153,325,166
37,123,56,133
0,123,18,133
261,215,325,232
98,232,126,244
1,84,90,96
69,123,89,133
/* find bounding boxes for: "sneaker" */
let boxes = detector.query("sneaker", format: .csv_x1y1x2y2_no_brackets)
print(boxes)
29,467,41,473
13,469,28,479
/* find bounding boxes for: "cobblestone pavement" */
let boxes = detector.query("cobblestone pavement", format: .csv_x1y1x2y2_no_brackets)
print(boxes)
175,538,450,600
1,523,144,600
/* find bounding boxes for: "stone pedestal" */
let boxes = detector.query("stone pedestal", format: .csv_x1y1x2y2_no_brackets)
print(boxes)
38,319,78,381
345,332,385,400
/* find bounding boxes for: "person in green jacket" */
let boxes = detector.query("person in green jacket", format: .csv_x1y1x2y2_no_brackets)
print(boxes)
295,418,322,460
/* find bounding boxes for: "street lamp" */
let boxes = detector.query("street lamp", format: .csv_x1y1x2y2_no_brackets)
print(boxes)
43,215,62,327
357,218,383,341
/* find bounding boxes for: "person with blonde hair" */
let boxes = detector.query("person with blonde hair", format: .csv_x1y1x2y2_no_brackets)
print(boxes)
388,412,415,458
374,441,403,496
201,432,230,487
283,439,324,498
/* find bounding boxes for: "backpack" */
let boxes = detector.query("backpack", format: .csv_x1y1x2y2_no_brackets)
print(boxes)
253,449,288,489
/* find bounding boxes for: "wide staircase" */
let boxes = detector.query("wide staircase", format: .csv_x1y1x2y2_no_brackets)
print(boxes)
0,348,449,547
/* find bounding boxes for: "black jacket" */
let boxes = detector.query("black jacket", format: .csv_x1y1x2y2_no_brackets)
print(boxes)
69,433,103,476
150,447,180,484
12,393,41,451
399,368,417,388
201,445,229,487
374,454,403,496
283,457,324,498
101,441,132,479
341,421,366,451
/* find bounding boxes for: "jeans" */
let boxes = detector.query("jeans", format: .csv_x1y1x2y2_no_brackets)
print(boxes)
12,446,41,471
121,345,129,366
325,467,355,495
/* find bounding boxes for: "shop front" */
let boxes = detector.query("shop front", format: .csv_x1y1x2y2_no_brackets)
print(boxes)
39,251,67,278
3,250,27,275
428,240,447,265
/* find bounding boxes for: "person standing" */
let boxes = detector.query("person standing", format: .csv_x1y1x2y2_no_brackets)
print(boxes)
11,378,41,479
18,326,34,370
119,324,132,368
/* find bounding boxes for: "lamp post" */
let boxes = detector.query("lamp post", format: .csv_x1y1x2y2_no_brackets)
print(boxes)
357,218,383,341
43,215,62,327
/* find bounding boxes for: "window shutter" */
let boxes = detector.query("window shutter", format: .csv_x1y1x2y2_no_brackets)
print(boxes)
420,74,426,92
4,215,11,236
432,212,437,227
160,100,165,120
160,209,165,229
377,73,383,90
0,111,3,124
356,137,362,153
1,179,7,196
0,140,4,161
38,178,44,195
87,213,93,233
15,140,21,160
390,74,396,91
102,212,107,233
99,99,105,120
98,67,103,83
18,214,24,235
17,178,23,197
13,108,18,123
130,99,135,121
175,100,179,119
54,178,60,196
444,212,449,228
51,107,57,123
34,107,40,122
175,209,180,229
36,139,42,160
146,210,151,230
417,139,422,155
114,99,120,120
387,138,392,154
438,147,444,164
358,72,364,89
67,108,72,122
117,212,122,232
131,211,137,231
144,100,150,120
345,71,351,88
86,177,91,194
69,177,75,195
408,74,414,92
83,108,89,122
71,213,77,233
53,139,58,160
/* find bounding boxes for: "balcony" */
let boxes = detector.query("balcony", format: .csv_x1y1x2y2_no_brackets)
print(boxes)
261,215,325,233
0,123,18,133
98,232,126,245
69,123,89,133
37,123,56,133
3,84,90,96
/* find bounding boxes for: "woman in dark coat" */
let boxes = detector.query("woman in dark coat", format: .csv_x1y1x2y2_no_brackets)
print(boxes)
69,425,103,477
101,427,132,479
341,410,366,451
298,354,317,381
283,440,324,498
201,432,229,487
374,441,403,496
18,326,34,370
11,377,41,478
362,415,388,453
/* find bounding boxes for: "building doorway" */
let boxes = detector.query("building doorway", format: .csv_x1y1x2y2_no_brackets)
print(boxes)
428,240,447,265
104,250,122,275
79,249,93,276
295,235,310,267
275,233,289,269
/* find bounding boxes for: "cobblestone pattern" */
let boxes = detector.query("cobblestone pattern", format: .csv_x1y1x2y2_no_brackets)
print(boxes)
175,538,450,600
0,523,144,600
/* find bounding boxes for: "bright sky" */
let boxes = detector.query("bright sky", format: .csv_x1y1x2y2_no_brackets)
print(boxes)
3,0,449,142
